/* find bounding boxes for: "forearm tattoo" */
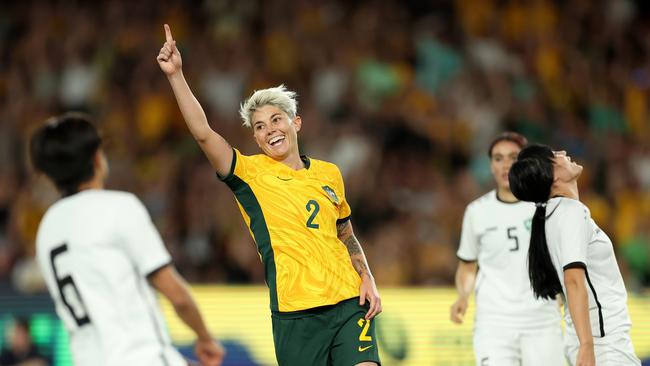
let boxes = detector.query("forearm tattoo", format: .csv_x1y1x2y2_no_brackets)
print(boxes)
338,221,369,276
352,258,369,277
343,234,362,256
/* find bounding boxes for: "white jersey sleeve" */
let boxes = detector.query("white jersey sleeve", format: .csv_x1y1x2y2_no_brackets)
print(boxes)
457,205,478,261
117,195,172,277
554,200,590,269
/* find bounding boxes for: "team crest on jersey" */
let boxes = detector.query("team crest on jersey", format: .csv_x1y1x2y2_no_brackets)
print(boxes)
322,185,339,204
524,218,532,231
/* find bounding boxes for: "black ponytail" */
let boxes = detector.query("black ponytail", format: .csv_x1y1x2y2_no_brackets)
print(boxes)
527,204,562,299
509,144,562,300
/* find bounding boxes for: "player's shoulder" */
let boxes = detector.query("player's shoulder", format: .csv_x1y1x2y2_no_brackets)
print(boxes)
243,152,268,164
231,148,260,162
466,190,497,211
307,157,341,176
549,197,589,218
46,189,137,211
69,190,147,217
89,189,141,206
38,190,142,234
239,151,289,175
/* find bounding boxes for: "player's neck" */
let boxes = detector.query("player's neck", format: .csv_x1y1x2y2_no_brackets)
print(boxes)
280,151,305,170
550,182,579,201
77,175,105,192
496,188,518,203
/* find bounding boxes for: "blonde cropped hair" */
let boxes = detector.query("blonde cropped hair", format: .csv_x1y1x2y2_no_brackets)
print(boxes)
239,85,298,128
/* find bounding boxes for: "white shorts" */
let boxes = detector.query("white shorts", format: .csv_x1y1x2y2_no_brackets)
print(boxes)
565,331,641,366
474,325,564,366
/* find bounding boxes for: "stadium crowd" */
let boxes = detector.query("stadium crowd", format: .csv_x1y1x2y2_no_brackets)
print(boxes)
1,0,649,292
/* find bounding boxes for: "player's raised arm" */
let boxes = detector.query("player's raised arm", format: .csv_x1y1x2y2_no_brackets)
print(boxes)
156,24,232,176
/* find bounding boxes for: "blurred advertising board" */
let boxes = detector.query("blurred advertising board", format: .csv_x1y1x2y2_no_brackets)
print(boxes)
2,287,649,365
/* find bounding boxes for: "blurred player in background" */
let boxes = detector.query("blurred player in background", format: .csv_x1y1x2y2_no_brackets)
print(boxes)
509,145,641,366
450,132,563,366
0,317,49,366
30,113,225,366
157,24,381,366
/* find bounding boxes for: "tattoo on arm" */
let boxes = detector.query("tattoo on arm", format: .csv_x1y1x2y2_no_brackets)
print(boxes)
336,221,350,237
344,234,362,256
338,221,369,276
352,258,369,277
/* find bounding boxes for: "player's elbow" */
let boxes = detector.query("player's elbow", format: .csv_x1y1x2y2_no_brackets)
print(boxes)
194,131,211,145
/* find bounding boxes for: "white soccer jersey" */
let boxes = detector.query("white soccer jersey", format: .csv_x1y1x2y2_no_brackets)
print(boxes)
457,190,561,329
35,190,186,366
545,197,632,340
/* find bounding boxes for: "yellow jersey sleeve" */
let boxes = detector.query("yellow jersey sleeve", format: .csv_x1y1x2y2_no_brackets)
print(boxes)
333,165,352,222
218,148,253,181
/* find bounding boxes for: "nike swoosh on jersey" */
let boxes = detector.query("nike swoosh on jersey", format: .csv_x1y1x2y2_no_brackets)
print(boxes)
358,345,373,352
276,176,292,181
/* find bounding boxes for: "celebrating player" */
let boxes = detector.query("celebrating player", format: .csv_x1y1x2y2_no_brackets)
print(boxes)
509,144,641,366
31,113,225,366
157,24,381,366
450,133,563,365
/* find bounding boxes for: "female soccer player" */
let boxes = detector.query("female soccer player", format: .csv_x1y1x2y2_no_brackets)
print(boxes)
450,132,563,366
31,113,224,365
157,24,381,366
509,144,641,366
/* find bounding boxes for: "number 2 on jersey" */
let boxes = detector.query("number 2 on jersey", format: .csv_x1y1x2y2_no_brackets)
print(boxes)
306,200,320,229
50,243,91,327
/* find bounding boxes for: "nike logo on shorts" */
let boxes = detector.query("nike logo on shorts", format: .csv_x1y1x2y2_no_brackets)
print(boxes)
358,345,373,352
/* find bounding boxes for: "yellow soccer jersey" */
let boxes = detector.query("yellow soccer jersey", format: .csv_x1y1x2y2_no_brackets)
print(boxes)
220,148,361,312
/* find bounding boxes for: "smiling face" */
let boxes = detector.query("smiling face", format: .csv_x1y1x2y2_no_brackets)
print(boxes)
490,140,521,191
251,104,301,161
552,150,583,183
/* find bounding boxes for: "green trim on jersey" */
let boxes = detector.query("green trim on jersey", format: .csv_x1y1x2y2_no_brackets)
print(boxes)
222,162,278,311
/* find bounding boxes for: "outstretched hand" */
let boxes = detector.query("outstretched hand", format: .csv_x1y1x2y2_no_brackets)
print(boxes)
157,24,182,76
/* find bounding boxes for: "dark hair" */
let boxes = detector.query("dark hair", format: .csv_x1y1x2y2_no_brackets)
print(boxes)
30,113,102,196
13,317,30,332
488,132,528,158
508,144,562,300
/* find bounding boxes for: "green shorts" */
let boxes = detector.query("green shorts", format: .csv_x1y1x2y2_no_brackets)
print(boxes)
271,297,381,366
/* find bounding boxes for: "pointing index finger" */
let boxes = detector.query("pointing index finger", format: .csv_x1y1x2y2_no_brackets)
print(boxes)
164,24,174,42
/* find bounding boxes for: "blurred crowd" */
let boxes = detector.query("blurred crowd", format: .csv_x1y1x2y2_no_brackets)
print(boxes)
1,0,649,293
